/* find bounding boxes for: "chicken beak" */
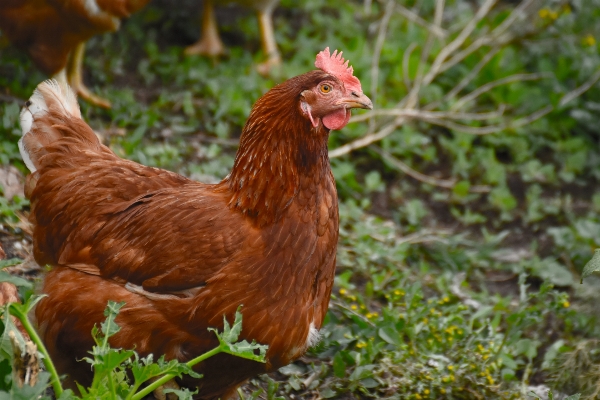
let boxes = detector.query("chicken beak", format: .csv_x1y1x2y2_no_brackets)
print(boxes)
341,92,373,110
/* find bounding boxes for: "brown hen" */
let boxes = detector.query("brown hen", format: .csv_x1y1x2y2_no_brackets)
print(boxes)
0,0,149,108
20,48,372,398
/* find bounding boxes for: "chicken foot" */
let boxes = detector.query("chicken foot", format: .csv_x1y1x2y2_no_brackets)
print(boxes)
55,42,111,109
184,0,226,57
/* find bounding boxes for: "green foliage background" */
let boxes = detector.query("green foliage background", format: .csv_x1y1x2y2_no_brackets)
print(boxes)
2,0,600,398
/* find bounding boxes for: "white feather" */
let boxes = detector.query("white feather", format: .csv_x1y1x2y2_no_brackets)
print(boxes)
18,79,80,173
306,321,322,348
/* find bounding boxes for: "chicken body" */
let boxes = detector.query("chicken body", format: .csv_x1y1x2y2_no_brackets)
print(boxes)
0,0,148,107
22,53,372,398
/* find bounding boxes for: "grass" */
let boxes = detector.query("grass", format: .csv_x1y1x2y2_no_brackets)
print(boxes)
2,0,600,398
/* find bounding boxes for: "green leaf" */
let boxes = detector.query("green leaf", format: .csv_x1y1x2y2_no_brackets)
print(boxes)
0,259,22,270
100,301,126,340
453,180,471,197
378,327,401,346
333,352,346,378
208,307,268,363
581,249,600,283
0,271,31,290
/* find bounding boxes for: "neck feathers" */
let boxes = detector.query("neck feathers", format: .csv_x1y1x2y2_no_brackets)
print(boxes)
226,73,331,226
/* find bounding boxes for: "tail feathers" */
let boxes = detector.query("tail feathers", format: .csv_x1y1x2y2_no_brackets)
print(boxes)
19,79,85,173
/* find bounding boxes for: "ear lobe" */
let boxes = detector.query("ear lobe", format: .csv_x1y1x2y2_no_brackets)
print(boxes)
300,99,319,128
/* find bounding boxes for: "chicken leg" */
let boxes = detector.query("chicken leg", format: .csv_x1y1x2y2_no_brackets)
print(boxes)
255,3,281,76
63,42,111,109
185,0,281,75
184,0,226,57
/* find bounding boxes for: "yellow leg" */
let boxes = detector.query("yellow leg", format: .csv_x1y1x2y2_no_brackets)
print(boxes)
185,0,226,57
65,42,111,109
255,7,281,76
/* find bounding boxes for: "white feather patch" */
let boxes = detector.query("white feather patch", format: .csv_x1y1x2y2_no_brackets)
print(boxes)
306,321,322,348
18,79,82,172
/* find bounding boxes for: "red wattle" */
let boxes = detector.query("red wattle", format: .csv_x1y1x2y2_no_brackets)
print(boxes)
323,109,351,130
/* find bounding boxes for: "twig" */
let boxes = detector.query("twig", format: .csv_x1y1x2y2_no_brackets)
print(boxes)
330,301,375,327
559,68,600,107
374,147,491,193
422,0,498,86
404,0,445,109
420,105,553,135
396,4,447,38
452,73,551,110
329,118,402,158
426,46,500,110
432,0,535,78
350,106,507,123
370,0,395,129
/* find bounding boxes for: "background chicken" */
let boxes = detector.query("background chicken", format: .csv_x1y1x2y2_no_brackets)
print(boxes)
21,48,371,397
185,0,281,75
0,0,149,108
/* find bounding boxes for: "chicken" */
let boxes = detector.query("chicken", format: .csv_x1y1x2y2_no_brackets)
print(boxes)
21,48,372,398
0,0,149,108
185,0,281,75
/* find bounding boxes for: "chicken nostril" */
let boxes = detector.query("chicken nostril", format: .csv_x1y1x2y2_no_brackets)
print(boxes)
351,92,359,98
25,100,32,107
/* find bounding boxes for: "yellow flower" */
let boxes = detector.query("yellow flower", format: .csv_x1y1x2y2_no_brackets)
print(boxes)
415,394,422,400
447,365,454,371
394,289,404,296
430,308,436,315
350,304,358,310
360,305,366,310
443,296,450,303
424,389,430,395
458,329,464,335
538,8,550,18
339,288,347,295
482,354,489,360
349,295,357,301
356,341,367,348
440,388,446,394
548,10,558,20
486,374,495,385
563,300,571,308
442,376,450,383
422,318,429,324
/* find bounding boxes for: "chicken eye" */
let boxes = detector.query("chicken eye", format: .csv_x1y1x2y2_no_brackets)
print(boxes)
320,84,332,94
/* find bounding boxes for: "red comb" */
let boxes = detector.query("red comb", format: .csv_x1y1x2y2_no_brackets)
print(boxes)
315,47,362,93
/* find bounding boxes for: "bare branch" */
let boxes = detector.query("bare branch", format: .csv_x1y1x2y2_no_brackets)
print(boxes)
422,105,553,135
559,69,600,107
425,46,500,110
369,0,395,132
452,73,551,110
422,0,497,86
432,0,536,78
403,0,445,109
329,118,403,158
396,4,448,39
374,147,491,193
350,106,507,123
